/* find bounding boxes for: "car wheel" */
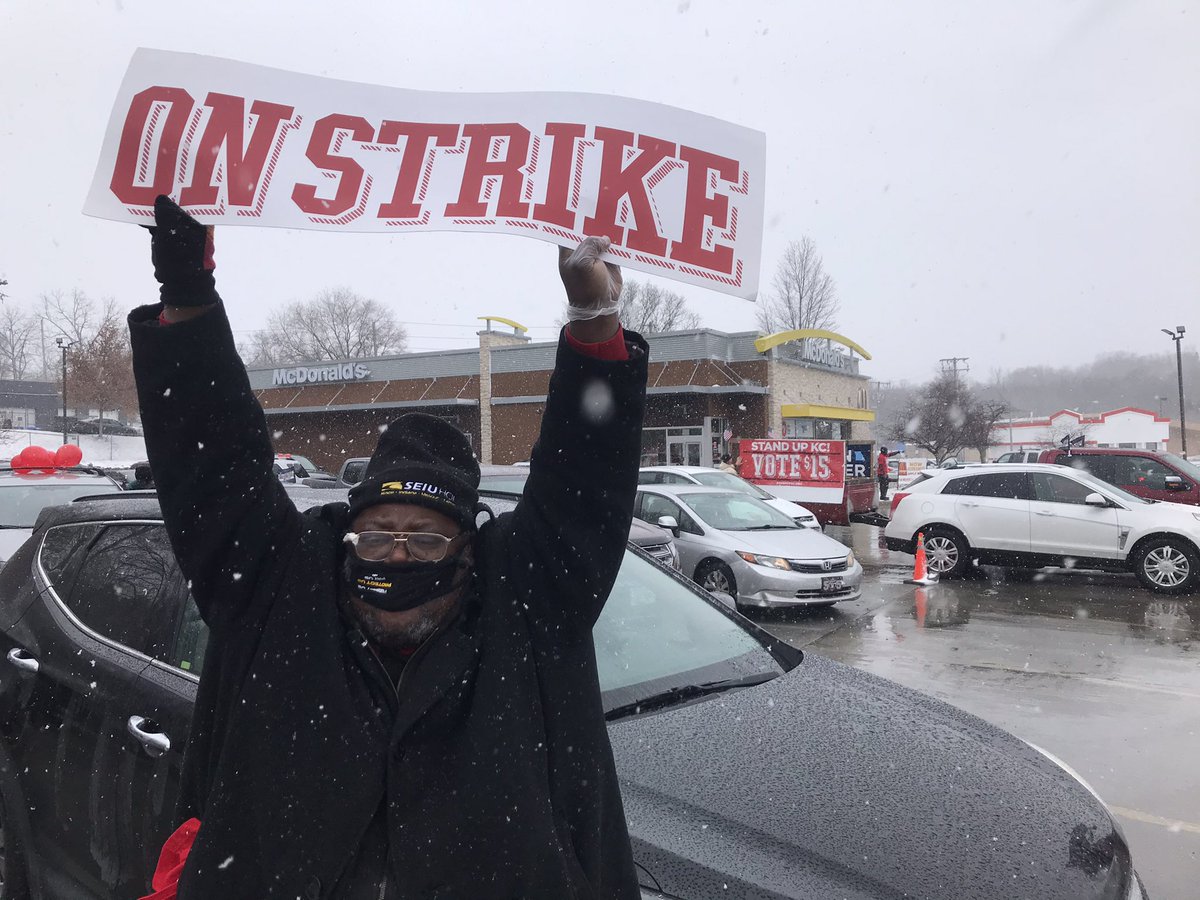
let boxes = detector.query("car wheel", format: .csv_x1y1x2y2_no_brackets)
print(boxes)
696,560,738,602
922,528,971,579
1132,536,1200,595
0,793,31,900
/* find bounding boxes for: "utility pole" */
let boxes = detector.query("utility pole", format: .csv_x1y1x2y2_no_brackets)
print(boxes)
1162,326,1188,456
939,357,970,378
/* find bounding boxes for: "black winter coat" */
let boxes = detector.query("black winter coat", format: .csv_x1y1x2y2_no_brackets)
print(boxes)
129,302,648,899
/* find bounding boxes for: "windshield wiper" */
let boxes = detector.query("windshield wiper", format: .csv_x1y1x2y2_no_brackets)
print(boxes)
605,671,778,721
744,524,792,530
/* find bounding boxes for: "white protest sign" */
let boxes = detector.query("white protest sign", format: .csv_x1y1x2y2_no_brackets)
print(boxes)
85,49,766,299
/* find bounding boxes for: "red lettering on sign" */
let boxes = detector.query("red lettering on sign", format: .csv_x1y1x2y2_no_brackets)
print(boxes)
110,86,195,206
376,122,461,219
670,145,738,275
531,122,586,228
291,114,374,217
584,128,676,256
179,93,296,209
444,124,531,218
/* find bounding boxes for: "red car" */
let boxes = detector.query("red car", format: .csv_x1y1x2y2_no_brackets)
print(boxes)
1037,447,1200,505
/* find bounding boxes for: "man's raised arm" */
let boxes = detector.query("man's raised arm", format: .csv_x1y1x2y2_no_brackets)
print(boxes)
508,237,649,629
129,196,300,628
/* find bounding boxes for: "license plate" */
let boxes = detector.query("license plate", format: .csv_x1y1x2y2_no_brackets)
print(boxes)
821,576,844,593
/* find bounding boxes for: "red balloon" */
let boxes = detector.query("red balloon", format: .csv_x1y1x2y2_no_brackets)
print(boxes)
10,450,29,471
23,446,54,471
55,444,84,467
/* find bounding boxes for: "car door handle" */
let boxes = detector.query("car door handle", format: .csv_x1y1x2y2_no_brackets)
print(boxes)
6,648,39,675
1035,510,1055,517
961,502,980,507
127,715,171,758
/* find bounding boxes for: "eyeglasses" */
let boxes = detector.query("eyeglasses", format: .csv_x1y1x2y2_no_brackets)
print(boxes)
343,530,462,563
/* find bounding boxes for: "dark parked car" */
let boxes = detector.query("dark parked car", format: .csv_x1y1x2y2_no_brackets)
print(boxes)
0,492,1145,899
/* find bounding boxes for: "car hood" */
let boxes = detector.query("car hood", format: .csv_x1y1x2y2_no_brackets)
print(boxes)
0,529,32,566
725,527,849,560
610,654,1129,900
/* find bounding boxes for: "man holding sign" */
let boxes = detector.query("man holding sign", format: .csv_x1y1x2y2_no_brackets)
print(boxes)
131,196,647,898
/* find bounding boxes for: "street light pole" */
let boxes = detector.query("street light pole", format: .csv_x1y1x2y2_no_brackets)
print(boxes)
55,337,72,445
1162,326,1188,456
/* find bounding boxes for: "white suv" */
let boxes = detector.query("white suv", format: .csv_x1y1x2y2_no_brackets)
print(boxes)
884,463,1200,594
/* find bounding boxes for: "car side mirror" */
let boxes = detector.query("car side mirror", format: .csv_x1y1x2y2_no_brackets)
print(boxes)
1164,476,1188,492
708,590,737,611
656,515,681,538
1084,492,1108,507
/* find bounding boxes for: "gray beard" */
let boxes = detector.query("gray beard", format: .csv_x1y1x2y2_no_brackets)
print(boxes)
352,601,444,652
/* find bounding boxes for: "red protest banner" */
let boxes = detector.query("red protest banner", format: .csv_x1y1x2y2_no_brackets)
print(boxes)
736,439,847,489
85,49,766,299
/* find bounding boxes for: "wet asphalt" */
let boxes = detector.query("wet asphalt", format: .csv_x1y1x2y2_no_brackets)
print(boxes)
744,523,1200,900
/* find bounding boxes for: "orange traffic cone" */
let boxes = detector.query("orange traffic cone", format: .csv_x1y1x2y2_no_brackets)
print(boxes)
905,532,939,585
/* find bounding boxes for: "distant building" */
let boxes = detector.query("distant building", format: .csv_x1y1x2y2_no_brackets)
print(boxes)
0,380,61,430
245,323,877,471
988,407,1171,459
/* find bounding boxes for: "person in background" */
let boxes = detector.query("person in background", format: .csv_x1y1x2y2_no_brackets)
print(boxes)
877,446,890,500
127,462,155,491
718,453,737,474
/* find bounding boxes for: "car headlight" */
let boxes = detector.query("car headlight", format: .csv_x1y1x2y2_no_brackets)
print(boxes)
668,542,680,569
846,550,855,568
736,551,791,570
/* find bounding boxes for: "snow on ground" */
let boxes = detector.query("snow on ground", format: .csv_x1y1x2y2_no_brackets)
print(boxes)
0,429,147,465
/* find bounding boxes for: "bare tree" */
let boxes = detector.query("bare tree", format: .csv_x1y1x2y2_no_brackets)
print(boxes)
755,237,839,334
244,288,408,365
891,372,1006,463
618,280,701,333
0,299,37,380
66,320,137,434
961,398,1009,462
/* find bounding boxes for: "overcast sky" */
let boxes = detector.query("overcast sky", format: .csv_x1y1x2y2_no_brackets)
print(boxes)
2,0,1196,383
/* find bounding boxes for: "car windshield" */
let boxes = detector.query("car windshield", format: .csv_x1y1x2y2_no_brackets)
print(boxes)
681,491,799,531
286,455,320,473
1160,452,1200,483
689,470,772,499
597,549,786,706
0,480,120,527
478,473,529,494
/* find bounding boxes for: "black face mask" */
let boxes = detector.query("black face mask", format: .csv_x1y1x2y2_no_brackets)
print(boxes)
343,554,472,613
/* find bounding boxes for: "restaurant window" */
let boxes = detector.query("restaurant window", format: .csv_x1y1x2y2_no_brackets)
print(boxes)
783,418,849,440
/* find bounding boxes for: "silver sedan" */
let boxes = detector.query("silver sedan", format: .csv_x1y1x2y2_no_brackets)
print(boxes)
633,485,862,609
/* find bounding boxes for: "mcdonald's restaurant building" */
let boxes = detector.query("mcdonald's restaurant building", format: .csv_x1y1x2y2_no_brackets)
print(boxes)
247,321,876,472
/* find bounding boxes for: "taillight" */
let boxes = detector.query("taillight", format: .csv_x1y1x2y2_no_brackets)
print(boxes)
890,492,909,516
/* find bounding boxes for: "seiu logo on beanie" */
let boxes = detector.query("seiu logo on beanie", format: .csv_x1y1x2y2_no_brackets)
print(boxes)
380,480,457,504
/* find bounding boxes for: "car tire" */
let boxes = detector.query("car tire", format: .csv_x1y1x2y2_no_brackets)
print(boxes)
0,792,31,900
921,527,971,579
696,560,738,604
1132,536,1200,595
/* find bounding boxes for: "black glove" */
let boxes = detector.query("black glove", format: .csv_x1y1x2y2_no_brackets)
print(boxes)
148,195,220,307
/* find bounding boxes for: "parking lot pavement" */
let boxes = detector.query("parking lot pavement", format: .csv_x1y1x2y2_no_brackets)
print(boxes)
746,524,1200,900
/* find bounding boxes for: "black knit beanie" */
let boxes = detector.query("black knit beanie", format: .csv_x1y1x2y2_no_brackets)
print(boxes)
348,414,480,529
